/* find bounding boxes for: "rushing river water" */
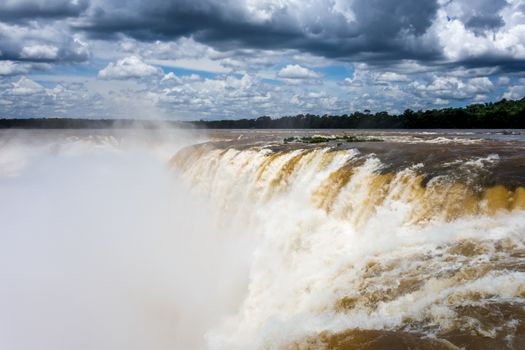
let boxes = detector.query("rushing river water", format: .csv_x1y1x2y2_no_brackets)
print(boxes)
1,129,524,349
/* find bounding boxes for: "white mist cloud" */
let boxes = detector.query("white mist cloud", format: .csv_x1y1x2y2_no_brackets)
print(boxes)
0,130,252,350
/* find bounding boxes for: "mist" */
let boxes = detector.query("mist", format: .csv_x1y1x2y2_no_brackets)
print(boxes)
0,129,252,350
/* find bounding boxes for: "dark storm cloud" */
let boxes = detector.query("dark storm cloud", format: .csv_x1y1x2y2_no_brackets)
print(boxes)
0,1,90,64
451,0,507,33
0,29,89,63
351,0,437,37
77,0,442,62
456,56,525,73
79,0,305,45
0,0,89,22
465,15,504,32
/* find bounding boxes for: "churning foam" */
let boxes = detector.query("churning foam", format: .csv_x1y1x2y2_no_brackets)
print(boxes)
172,144,525,349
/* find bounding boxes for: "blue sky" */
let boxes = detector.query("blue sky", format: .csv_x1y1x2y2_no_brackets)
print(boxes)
1,0,525,119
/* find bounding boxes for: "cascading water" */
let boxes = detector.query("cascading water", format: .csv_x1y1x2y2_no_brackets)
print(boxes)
1,129,525,350
172,137,525,349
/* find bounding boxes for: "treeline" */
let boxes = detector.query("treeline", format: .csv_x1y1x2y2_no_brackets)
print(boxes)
1,97,524,129
193,98,525,129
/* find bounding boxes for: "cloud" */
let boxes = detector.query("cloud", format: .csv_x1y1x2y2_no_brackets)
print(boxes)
503,79,525,100
0,22,90,63
0,0,524,118
160,72,182,85
69,0,525,73
0,61,30,76
434,2,525,69
4,0,525,73
496,76,511,86
411,76,494,100
76,0,441,63
8,76,43,95
445,0,507,33
98,56,163,80
277,64,320,79
20,44,59,60
0,76,106,118
377,72,410,82
0,0,89,22
147,58,231,74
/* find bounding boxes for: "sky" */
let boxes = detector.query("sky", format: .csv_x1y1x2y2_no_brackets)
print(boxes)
0,0,524,120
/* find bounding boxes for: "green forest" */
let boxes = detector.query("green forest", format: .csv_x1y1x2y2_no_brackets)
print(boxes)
1,97,524,129
193,97,525,129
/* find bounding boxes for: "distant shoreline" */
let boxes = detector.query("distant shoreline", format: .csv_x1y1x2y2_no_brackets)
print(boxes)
1,97,524,129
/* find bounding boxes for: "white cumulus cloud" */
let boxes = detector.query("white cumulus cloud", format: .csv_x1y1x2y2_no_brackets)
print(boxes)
9,76,43,95
98,56,162,80
0,61,29,76
20,44,59,60
377,72,410,82
277,64,321,79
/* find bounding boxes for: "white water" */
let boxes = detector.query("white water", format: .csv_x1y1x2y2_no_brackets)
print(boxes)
176,146,525,349
1,131,525,349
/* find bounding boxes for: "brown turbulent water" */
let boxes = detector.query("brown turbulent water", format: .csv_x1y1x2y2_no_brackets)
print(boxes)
5,129,525,350
172,129,525,350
